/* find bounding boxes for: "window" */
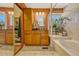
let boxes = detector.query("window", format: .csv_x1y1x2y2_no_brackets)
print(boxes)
48,13,61,35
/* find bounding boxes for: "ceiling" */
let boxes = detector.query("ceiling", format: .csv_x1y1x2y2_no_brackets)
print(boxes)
25,3,79,11
62,3,79,16
64,3,79,11
25,3,79,16
25,3,68,8
0,3,14,7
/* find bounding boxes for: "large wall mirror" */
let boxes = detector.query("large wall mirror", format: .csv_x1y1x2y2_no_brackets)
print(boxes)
32,10,48,30
14,4,23,55
36,12,45,27
0,3,14,56
0,12,6,30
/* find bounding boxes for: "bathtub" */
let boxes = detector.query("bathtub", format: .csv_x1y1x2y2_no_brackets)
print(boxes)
53,39,79,56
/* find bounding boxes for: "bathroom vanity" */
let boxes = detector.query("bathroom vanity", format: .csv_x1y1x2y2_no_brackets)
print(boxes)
23,8,49,46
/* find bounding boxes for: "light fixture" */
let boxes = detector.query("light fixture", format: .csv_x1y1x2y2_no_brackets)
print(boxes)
8,11,11,14
39,12,41,15
36,12,38,16
42,12,45,15
8,11,14,15
11,11,14,15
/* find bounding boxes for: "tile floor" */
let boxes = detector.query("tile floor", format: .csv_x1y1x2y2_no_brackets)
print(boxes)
0,45,13,56
16,46,59,56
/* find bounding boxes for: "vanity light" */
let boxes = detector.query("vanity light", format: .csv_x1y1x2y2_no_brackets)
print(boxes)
42,12,45,15
39,12,41,15
11,11,14,15
8,11,14,15
36,12,38,16
8,11,11,14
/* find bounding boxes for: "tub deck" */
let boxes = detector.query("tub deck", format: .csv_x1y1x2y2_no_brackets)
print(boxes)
53,39,79,56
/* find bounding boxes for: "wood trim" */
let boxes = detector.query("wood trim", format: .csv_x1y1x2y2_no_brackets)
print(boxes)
32,8,49,12
22,9,25,44
15,3,26,10
0,7,13,12
21,11,24,45
14,45,23,55
32,8,64,13
52,8,64,13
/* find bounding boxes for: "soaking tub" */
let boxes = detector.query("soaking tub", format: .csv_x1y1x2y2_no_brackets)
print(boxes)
53,39,79,56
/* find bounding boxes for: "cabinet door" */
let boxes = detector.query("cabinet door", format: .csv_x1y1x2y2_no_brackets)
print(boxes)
32,32,40,45
24,31,32,45
24,8,32,45
41,36,49,45
6,30,13,44
24,8,32,31
6,36,13,44
40,31,49,45
24,34,32,45
0,30,5,44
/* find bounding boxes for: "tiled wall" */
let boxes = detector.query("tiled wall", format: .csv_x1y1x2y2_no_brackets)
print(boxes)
64,12,79,41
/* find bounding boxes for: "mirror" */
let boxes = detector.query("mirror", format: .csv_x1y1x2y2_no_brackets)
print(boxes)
0,3,14,56
14,4,23,55
32,12,45,30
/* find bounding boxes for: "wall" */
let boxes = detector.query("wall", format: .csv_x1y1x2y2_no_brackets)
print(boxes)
63,12,79,41
14,5,22,18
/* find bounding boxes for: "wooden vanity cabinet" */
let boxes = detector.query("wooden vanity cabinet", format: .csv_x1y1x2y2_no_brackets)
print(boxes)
23,8,49,46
